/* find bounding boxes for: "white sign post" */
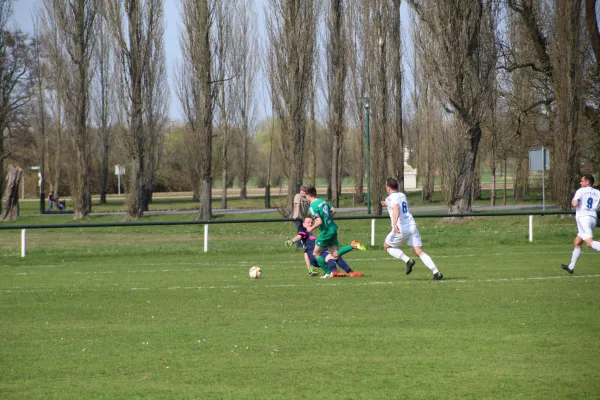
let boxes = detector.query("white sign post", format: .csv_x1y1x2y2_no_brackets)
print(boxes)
114,164,125,195
529,147,550,211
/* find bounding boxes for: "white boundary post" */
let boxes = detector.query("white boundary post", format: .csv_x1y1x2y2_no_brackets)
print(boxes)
371,219,376,247
529,215,533,242
21,229,26,257
204,224,208,252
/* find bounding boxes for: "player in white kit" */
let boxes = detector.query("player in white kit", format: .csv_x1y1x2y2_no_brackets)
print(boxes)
562,174,600,274
381,178,443,280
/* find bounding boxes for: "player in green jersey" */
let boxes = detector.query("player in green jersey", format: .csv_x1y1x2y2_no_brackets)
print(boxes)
304,186,366,278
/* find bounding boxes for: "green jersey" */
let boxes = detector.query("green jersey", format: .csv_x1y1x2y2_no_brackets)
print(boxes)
309,198,339,249
309,198,337,232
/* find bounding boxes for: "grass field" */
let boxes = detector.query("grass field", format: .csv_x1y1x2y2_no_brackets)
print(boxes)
1,210,599,399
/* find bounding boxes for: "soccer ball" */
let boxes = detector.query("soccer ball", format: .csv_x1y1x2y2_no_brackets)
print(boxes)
249,266,262,279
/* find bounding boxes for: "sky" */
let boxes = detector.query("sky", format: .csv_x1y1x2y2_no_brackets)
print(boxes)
11,0,412,124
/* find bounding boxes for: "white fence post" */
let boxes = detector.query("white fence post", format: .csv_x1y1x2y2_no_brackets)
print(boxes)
529,215,533,242
204,224,209,252
371,219,376,247
21,229,26,257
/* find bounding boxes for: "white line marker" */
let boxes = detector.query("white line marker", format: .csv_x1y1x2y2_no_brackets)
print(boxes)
4,274,599,293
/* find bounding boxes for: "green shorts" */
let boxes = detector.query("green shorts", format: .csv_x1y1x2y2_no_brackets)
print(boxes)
316,225,339,249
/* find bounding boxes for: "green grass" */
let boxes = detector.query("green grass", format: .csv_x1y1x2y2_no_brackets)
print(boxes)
0,213,599,399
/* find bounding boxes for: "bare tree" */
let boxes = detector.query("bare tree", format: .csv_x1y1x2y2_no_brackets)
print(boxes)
346,0,368,204
216,0,233,210
31,16,48,214
307,60,318,187
307,0,323,188
583,0,600,173
40,0,66,200
52,0,98,219
506,0,586,209
411,0,498,213
178,0,216,220
483,79,499,206
501,6,548,202
551,1,584,207
141,0,167,211
415,83,439,203
106,0,162,218
390,0,405,188
91,0,117,204
266,0,316,216
409,18,439,203
1,164,22,220
326,0,347,207
0,0,33,212
371,0,390,215
232,0,259,200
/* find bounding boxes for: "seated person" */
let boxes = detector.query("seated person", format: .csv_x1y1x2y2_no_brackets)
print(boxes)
56,197,66,211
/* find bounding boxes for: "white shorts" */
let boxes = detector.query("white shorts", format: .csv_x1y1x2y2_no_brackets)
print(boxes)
576,216,597,241
385,225,422,248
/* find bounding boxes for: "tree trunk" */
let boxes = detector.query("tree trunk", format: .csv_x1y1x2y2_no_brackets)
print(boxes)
392,0,404,191
372,3,388,216
1,165,22,221
309,83,317,186
198,3,213,222
0,158,4,216
503,160,507,206
473,157,481,200
125,0,146,219
286,115,305,216
551,1,583,210
329,0,346,208
513,157,528,201
72,0,92,219
53,87,63,201
490,158,496,206
221,145,228,210
265,118,273,209
127,156,144,217
100,142,109,204
448,125,482,213
240,115,248,199
422,151,434,203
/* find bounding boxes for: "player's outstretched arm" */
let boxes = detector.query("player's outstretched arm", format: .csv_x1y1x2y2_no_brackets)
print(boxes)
285,234,302,248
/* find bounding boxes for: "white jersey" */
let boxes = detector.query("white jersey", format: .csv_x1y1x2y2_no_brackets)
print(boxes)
385,191,416,228
572,187,600,218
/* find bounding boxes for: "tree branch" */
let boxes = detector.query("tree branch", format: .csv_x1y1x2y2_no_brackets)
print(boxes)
497,62,548,73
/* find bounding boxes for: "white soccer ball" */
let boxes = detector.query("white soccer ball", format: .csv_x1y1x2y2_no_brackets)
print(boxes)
249,266,262,279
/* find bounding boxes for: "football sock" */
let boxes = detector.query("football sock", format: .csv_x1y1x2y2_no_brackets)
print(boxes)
338,244,354,257
419,252,439,275
316,255,331,274
335,257,353,273
327,259,337,271
387,248,410,263
569,248,581,269
308,253,320,268
592,241,600,251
